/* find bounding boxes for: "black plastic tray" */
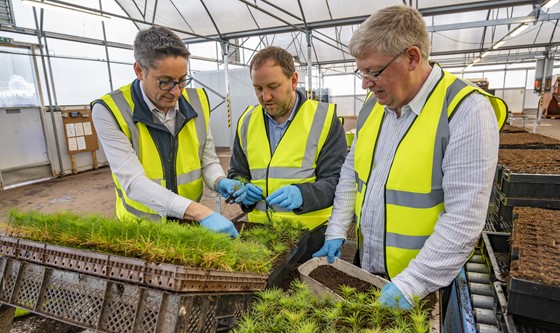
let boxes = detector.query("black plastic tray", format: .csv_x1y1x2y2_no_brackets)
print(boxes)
499,144,560,149
481,232,510,283
508,277,560,325
266,229,309,288
499,169,560,200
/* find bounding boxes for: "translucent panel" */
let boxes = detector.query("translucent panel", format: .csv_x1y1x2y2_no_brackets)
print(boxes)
503,70,527,88
326,0,387,19
483,72,505,90
46,39,106,60
190,59,219,72
324,74,358,96
49,59,110,105
526,70,536,89
107,47,134,64
109,63,136,90
100,0,138,44
187,42,218,60
17,0,105,39
0,47,40,107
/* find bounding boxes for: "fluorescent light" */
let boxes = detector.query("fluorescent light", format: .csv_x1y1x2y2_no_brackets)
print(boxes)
481,51,490,58
21,0,111,21
510,24,528,37
464,63,474,71
473,58,481,64
544,0,559,8
492,40,506,49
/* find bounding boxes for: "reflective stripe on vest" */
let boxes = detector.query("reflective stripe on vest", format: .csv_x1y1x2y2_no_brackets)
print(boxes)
238,100,335,229
98,85,208,222
354,70,508,278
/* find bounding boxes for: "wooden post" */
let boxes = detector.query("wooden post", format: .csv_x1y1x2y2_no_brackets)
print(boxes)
92,151,99,169
71,155,78,174
0,304,15,333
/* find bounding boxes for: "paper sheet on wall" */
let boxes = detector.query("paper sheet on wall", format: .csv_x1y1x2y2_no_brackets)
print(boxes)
76,136,87,150
66,123,76,137
83,122,93,135
67,137,78,151
74,122,84,136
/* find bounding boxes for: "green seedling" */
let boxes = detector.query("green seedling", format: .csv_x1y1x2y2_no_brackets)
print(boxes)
4,209,307,275
232,279,433,332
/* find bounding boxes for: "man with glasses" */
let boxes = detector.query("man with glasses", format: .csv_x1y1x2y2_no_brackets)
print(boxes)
92,26,238,238
314,5,507,309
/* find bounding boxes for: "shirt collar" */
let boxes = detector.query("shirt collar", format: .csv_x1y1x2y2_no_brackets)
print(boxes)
264,92,300,126
386,64,441,117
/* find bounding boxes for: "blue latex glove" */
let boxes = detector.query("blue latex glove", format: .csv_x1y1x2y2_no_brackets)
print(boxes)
266,185,303,210
233,183,263,206
378,282,413,310
199,212,239,238
215,178,242,199
312,238,344,264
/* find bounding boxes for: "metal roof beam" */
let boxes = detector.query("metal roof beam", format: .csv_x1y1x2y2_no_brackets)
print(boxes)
418,0,536,16
184,0,538,44
428,13,560,32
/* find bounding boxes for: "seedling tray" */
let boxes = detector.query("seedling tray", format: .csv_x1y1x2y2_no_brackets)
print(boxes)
298,257,441,332
266,228,309,288
0,235,267,293
298,257,390,301
498,168,560,200
499,143,560,149
481,232,510,283
0,257,254,333
507,277,560,325
496,189,560,209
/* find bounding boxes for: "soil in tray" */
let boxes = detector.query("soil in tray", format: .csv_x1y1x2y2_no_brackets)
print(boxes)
499,131,560,147
501,124,528,133
309,265,437,313
498,149,560,174
510,207,560,287
309,264,376,294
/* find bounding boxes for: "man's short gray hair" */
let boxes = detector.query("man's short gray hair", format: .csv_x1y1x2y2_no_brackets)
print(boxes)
348,5,430,60
133,26,191,69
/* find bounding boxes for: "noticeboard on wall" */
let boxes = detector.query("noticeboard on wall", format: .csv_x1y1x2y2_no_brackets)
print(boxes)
61,108,99,155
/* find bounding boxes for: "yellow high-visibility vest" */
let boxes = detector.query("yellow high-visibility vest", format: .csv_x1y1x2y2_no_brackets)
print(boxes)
95,83,210,222
354,70,507,278
238,99,336,230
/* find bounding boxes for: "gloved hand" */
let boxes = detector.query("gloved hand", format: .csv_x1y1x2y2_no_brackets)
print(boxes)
312,238,344,264
266,185,303,210
199,212,239,238
233,183,263,206
378,282,413,310
215,178,242,199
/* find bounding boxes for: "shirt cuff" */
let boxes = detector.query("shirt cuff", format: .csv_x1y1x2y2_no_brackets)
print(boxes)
392,273,429,305
169,195,193,220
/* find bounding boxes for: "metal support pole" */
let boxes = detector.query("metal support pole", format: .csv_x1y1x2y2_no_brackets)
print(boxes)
306,30,312,99
32,8,64,177
100,0,113,91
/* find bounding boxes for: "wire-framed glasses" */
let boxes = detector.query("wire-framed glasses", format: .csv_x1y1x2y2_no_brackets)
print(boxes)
354,51,404,81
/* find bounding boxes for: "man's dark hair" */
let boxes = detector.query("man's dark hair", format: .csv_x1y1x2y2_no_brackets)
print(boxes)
133,26,191,69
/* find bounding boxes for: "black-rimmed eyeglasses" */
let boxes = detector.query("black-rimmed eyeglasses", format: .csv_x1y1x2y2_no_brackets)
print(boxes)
141,64,192,91
354,51,404,81
155,76,193,91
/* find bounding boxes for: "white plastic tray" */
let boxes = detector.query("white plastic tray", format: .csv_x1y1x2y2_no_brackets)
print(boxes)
298,257,441,332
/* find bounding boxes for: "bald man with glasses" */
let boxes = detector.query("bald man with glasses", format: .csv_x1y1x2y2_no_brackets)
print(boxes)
92,26,238,238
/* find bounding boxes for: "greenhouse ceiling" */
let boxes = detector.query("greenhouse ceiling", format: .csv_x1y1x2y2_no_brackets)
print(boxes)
2,0,559,75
